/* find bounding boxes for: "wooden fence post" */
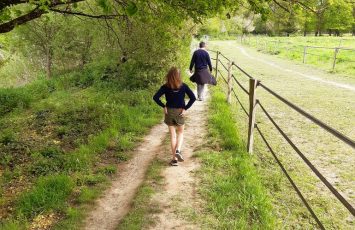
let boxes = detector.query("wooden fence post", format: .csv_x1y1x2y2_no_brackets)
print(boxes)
303,46,307,64
215,51,219,78
247,79,258,154
227,61,233,104
332,48,339,70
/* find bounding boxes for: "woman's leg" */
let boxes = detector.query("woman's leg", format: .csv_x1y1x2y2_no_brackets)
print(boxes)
176,125,185,152
168,125,177,160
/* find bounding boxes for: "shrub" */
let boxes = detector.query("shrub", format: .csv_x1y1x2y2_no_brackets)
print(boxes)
0,130,16,145
0,88,32,116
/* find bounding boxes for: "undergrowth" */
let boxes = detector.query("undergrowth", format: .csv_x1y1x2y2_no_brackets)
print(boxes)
0,60,164,229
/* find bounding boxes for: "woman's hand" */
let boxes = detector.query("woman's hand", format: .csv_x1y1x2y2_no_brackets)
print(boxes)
164,107,168,115
180,109,186,116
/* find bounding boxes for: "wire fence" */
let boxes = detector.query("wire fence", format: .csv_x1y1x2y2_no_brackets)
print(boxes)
238,36,355,70
210,49,355,229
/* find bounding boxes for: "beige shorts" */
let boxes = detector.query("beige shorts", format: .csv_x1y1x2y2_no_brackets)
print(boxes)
164,108,185,126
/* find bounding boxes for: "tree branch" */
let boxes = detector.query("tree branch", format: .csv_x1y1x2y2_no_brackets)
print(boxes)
49,8,122,19
292,0,317,13
0,0,85,33
272,0,290,13
0,7,45,33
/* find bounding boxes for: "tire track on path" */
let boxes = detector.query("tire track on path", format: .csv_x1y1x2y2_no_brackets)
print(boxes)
83,123,168,230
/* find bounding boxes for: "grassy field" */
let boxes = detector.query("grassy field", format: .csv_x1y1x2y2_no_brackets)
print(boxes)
209,40,355,229
239,36,355,78
0,64,162,229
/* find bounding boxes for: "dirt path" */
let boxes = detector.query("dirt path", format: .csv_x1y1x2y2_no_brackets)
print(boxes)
83,123,168,230
148,91,208,230
83,89,208,230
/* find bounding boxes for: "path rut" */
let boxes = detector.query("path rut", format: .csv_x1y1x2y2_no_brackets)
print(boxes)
83,123,168,230
148,91,208,230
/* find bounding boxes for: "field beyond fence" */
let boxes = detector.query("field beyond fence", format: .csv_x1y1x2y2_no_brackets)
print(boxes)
238,36,355,78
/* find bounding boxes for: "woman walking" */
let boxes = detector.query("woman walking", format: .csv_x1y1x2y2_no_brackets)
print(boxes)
153,67,196,166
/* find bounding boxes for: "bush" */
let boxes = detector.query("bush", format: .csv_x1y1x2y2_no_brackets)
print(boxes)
0,130,16,145
0,78,56,117
16,175,74,218
0,88,32,116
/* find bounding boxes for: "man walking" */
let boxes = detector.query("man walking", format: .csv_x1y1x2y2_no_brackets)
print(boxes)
189,41,213,101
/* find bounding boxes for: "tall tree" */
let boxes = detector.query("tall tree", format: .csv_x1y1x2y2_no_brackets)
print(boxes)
324,0,353,36
0,0,271,34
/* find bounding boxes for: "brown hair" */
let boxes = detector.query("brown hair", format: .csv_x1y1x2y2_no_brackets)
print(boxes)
165,67,182,89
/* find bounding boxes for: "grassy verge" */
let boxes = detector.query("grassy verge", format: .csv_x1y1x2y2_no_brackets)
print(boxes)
0,64,163,229
194,87,275,229
117,159,165,230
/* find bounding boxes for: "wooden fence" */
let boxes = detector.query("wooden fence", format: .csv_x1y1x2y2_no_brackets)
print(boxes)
210,49,355,229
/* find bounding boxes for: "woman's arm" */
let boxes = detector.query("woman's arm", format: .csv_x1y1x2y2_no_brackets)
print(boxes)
184,85,196,110
153,86,166,108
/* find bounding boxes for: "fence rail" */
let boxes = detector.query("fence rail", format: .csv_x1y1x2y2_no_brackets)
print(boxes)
210,49,355,228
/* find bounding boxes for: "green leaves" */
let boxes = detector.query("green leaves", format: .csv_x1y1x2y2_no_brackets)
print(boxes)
96,0,112,13
125,1,138,16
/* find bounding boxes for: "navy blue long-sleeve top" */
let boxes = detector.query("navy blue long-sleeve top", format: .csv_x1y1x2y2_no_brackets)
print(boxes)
153,83,196,110
189,49,212,72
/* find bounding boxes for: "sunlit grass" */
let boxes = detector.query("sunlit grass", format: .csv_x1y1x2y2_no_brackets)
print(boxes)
240,36,355,78
194,88,275,229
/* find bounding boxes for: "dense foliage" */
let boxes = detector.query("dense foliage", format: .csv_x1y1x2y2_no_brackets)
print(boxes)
199,0,355,37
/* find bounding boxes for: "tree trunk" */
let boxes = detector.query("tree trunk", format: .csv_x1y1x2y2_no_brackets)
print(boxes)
315,13,323,37
46,48,52,78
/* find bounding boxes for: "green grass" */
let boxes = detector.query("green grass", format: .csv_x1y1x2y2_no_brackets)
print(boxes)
16,175,74,218
0,62,163,229
195,88,275,229
240,36,355,78
117,159,165,230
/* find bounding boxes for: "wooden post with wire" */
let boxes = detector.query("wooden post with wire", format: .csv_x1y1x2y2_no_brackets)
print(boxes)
215,51,219,78
227,61,233,104
332,48,339,70
247,78,258,154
